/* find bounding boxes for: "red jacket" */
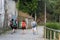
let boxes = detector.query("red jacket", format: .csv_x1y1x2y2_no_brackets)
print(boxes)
22,22,26,27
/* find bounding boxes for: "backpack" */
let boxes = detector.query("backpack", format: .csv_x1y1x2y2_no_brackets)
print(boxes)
13,20,17,26
32,22,37,28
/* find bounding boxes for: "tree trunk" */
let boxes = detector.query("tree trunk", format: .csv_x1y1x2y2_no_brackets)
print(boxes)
44,1,46,24
35,12,37,21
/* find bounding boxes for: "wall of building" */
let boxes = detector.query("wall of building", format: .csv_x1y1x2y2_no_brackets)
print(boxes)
6,0,18,26
0,0,18,28
0,0,5,28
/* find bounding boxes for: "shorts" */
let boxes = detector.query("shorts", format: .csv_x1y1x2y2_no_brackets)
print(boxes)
13,25,17,29
22,27,26,30
32,27,37,31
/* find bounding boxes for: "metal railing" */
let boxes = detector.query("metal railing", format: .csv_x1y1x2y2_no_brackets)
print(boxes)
44,27,60,40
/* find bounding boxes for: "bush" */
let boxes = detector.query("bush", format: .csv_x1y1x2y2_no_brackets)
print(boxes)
46,22,60,30
46,22,60,39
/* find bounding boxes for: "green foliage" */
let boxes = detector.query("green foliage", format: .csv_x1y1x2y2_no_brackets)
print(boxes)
46,22,60,39
46,0,56,13
46,0,60,15
16,0,60,22
17,0,38,14
54,0,60,15
46,22,60,30
44,0,60,22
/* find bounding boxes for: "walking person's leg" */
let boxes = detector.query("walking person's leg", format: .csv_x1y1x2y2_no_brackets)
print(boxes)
13,26,17,33
22,27,24,34
10,25,14,34
33,27,37,34
32,27,35,34
22,27,26,34
34,27,37,34
10,25,14,33
24,27,26,34
12,26,16,33
12,29,15,33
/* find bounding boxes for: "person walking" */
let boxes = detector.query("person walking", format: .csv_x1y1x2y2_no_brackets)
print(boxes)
10,19,13,30
31,19,37,35
22,20,26,34
10,19,17,34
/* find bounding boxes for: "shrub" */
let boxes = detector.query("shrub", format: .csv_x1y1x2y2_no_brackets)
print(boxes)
46,22,60,30
46,22,60,39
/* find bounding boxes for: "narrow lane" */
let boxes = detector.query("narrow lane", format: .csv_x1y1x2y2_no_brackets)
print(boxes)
0,26,44,40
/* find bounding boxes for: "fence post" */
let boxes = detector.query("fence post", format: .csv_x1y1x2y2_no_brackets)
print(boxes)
59,33,60,40
50,30,52,40
44,27,46,40
54,32,56,40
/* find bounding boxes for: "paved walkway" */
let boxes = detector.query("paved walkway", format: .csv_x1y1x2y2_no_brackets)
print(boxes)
0,26,44,40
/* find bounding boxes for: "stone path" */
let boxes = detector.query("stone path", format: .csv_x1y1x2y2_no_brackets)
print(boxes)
0,26,45,40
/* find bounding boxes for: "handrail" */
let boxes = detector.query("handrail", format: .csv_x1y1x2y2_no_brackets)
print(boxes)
45,27,60,33
44,27,60,40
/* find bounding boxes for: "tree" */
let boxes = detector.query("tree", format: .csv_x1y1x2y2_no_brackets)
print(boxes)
54,0,60,22
17,0,38,20
46,0,60,22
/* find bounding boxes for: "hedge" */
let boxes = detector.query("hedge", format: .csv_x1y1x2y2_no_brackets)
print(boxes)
46,22,60,30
